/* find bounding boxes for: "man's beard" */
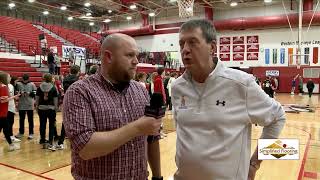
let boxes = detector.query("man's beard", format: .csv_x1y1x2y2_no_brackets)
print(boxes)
110,69,133,83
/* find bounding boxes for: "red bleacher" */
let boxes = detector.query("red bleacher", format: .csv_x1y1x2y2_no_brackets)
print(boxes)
43,24,100,55
0,58,43,86
86,32,102,41
0,16,63,56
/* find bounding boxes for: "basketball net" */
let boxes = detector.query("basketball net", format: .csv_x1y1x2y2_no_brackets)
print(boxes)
177,0,194,18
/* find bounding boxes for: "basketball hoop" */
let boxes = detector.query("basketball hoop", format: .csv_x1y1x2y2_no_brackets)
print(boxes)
177,0,194,18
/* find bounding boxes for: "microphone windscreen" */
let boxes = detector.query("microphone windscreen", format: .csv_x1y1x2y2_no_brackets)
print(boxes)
150,93,164,108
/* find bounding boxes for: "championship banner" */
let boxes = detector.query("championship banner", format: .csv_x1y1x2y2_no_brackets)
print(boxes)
265,49,270,64
288,48,293,65
220,37,231,45
313,47,318,64
247,36,259,43
247,53,259,61
304,47,309,64
280,48,285,64
272,49,278,64
233,36,244,44
220,53,230,61
233,53,244,61
220,45,230,53
62,45,86,59
233,45,245,52
247,44,259,52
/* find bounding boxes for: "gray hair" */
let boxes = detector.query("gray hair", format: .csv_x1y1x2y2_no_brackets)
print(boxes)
179,19,217,43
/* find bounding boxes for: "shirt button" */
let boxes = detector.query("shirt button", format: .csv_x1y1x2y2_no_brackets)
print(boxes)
131,143,134,147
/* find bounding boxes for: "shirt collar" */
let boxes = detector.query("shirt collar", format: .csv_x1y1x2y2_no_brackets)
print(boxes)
97,71,130,94
182,57,222,83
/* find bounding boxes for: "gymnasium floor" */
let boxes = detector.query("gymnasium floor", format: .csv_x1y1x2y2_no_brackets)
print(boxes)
0,93,319,180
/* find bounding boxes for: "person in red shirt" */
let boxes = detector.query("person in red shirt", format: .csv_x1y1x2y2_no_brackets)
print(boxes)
153,67,166,104
0,71,19,151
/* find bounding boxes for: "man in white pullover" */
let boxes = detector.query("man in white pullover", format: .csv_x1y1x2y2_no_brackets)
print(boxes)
171,19,286,180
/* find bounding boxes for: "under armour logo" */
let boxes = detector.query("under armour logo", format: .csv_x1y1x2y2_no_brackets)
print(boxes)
216,100,226,106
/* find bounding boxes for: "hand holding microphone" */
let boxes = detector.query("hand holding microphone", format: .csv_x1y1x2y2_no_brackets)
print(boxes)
133,93,166,136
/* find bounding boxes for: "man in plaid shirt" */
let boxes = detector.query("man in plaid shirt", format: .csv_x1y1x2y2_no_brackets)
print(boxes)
63,33,163,180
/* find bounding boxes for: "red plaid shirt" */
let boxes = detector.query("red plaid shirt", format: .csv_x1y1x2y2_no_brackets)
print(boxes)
63,72,150,180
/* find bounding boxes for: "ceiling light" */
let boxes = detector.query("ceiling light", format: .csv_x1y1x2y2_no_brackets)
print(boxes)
108,10,112,13
129,4,136,9
264,0,272,2
186,7,192,12
230,2,238,7
60,6,67,10
8,3,15,8
126,16,132,20
84,2,91,7
68,16,73,21
43,11,49,15
80,16,93,19
28,0,35,3
103,19,111,23
89,22,94,26
148,12,155,17
86,12,92,16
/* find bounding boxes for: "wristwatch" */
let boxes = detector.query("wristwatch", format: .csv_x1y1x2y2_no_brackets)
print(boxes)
250,161,260,170
152,176,163,180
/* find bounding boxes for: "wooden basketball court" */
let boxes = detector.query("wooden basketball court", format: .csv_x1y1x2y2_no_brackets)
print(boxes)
0,93,319,180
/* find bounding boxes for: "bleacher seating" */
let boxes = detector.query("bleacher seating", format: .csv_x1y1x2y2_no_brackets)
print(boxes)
86,32,102,41
0,58,43,86
0,16,63,56
43,24,100,56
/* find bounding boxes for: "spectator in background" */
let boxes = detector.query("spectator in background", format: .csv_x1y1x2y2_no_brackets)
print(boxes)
8,75,21,143
0,71,20,151
54,53,61,75
16,74,36,140
136,72,147,89
167,72,177,110
291,74,299,95
306,79,315,98
56,65,80,150
88,64,99,75
254,75,260,86
35,73,58,150
153,67,167,138
153,67,166,104
40,35,47,58
47,51,55,74
298,76,304,96
263,76,274,98
68,48,75,65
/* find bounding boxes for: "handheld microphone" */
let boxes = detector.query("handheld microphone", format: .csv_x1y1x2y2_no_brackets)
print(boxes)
144,93,166,119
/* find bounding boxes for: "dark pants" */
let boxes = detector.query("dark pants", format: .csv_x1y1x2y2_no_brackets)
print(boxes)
55,67,60,75
0,117,12,144
58,123,65,145
38,109,56,145
167,97,172,110
7,111,15,136
264,88,274,98
48,63,55,74
308,89,313,97
19,110,34,135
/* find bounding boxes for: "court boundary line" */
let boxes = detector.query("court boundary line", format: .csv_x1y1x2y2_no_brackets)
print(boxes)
303,171,318,179
40,164,71,175
296,127,312,180
0,162,54,180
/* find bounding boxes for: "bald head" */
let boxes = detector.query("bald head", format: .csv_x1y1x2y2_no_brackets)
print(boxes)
101,33,135,55
99,33,139,83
